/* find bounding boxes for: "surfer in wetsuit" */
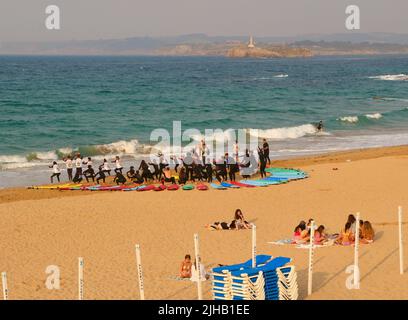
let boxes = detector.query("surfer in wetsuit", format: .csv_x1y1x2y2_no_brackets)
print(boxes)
258,147,267,178
83,165,95,182
94,165,106,184
262,139,271,165
148,160,160,181
113,171,127,185
316,120,324,132
139,160,153,182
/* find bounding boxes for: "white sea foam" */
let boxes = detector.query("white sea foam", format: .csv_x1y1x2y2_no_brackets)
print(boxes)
94,139,141,155
365,113,382,119
369,74,408,81
252,124,318,140
338,116,359,123
274,74,288,78
0,155,27,163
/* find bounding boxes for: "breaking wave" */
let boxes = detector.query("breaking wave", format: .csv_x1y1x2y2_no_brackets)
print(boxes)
369,74,408,81
251,124,318,140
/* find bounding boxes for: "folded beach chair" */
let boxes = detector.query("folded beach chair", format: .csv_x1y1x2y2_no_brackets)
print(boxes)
276,266,299,300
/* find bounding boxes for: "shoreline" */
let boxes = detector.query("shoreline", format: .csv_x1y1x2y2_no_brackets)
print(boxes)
1,144,408,204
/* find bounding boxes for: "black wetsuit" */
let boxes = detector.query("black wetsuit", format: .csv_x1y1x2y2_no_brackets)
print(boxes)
139,161,153,182
114,172,127,185
258,148,267,178
263,141,271,165
95,170,106,184
205,163,213,182
83,167,95,182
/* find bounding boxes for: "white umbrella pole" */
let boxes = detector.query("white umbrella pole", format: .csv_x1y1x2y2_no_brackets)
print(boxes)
252,224,257,268
307,221,315,296
2,272,8,300
78,257,84,300
354,213,360,289
194,233,203,300
399,206,404,275
135,244,145,300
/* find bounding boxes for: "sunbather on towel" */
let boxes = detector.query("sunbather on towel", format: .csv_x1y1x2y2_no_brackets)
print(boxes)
206,220,238,230
313,225,327,244
180,254,192,278
361,221,375,244
293,221,307,242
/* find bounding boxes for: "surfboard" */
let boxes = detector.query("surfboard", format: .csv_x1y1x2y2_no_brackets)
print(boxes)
123,185,145,191
210,183,228,190
182,184,195,190
230,181,256,188
154,184,167,191
221,182,240,188
137,185,155,192
196,184,209,191
167,184,179,191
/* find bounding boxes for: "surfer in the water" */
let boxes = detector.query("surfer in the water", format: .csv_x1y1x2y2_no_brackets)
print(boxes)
316,120,324,132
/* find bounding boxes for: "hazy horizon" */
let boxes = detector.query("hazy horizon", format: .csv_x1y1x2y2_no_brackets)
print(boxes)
1,0,407,42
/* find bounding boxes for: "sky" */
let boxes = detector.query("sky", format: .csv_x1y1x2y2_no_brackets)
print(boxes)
0,0,407,42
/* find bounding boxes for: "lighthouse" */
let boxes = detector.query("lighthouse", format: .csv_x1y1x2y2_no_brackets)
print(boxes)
248,35,255,48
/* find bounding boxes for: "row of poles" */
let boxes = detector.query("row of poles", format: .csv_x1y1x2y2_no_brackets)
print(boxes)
0,207,405,300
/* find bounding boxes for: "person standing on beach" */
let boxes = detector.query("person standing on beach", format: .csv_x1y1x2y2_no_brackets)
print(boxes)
64,155,73,181
83,157,92,167
75,153,83,177
113,156,123,174
101,159,111,176
49,161,61,183
262,139,271,165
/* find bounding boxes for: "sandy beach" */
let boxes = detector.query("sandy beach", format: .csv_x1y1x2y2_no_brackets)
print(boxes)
1,145,408,300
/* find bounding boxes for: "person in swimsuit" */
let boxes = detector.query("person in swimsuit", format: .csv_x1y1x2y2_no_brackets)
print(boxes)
126,166,136,180
180,254,192,278
336,222,353,245
139,160,153,182
313,225,326,244
361,221,375,244
293,221,307,242
206,220,238,231
49,161,61,183
234,209,252,229
178,166,187,185
316,120,324,132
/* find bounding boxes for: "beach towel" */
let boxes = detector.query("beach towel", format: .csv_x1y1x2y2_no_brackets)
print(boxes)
168,275,192,282
268,239,296,245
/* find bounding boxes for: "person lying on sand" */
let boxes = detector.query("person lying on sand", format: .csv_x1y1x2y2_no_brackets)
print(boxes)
180,254,192,278
206,221,238,231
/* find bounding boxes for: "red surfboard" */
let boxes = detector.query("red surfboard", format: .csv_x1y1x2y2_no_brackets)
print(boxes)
196,184,209,191
153,184,167,191
137,185,155,192
230,181,256,188
166,184,179,191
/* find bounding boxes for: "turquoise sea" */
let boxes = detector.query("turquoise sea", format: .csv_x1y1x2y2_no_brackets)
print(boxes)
1,55,408,187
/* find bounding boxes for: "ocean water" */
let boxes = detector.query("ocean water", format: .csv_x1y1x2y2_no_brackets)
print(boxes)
1,54,408,187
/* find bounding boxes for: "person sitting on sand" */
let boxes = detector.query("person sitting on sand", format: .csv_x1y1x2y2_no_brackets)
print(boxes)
49,161,61,183
347,214,357,236
293,221,307,242
314,225,326,244
133,170,144,184
113,171,127,185
234,209,252,230
361,221,375,244
180,254,192,279
83,165,96,182
336,222,353,246
161,167,176,184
